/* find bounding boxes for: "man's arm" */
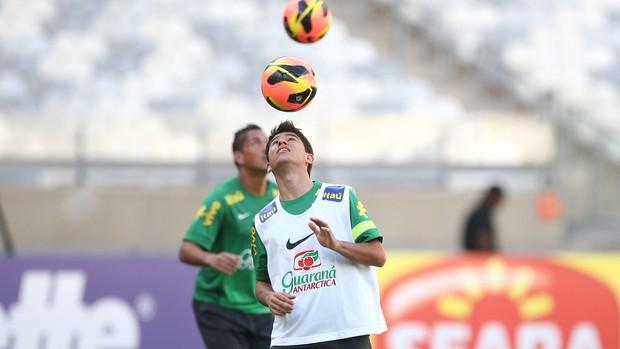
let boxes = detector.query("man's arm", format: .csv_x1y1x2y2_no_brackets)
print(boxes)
308,217,386,267
256,279,296,316
178,240,240,275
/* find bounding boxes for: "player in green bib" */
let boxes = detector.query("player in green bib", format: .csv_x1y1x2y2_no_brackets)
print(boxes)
179,124,278,349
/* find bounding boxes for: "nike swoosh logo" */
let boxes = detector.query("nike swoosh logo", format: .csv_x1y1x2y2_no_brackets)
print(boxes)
237,212,251,220
286,232,315,250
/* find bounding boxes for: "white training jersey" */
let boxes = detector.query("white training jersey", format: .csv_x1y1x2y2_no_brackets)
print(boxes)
253,183,387,346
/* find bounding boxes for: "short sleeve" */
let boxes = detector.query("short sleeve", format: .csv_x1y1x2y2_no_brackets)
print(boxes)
349,188,383,243
252,223,270,281
183,192,226,250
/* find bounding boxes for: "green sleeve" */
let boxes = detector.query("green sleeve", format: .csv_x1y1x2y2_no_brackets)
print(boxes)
251,223,269,281
349,188,383,243
183,191,226,251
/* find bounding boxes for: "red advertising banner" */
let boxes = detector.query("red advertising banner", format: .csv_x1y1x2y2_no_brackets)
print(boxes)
375,253,620,349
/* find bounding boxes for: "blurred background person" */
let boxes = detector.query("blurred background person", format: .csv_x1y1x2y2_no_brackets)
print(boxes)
178,124,278,349
462,185,504,252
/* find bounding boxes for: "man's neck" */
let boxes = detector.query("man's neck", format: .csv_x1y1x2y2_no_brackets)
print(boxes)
238,169,268,196
275,171,313,201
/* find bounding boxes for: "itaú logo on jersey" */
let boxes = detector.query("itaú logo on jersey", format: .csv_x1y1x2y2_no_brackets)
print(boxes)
322,186,345,202
258,202,277,223
0,270,142,349
377,256,618,349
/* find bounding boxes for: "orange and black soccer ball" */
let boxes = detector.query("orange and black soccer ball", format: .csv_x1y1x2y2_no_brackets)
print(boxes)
260,56,317,112
283,0,332,44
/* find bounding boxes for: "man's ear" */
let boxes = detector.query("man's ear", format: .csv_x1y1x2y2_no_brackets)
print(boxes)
306,153,314,165
267,162,273,173
233,151,243,166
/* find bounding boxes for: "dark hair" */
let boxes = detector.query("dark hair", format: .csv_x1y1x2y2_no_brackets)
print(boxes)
232,124,262,167
487,185,503,197
232,124,262,152
266,120,314,176
485,185,504,205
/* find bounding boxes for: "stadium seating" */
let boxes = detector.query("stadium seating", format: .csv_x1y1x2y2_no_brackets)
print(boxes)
391,0,620,162
0,0,556,168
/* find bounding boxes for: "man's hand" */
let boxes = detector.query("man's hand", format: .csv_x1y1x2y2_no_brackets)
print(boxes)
256,280,296,316
308,217,386,267
266,292,296,316
206,252,240,275
308,217,341,251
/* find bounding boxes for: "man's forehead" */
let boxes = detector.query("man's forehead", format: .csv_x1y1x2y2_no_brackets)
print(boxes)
273,131,299,139
247,129,266,139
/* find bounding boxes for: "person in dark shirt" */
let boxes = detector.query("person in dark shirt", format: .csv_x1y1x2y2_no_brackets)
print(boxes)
462,186,504,252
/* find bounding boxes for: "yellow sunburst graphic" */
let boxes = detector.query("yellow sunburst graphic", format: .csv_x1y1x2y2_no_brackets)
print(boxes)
437,256,554,320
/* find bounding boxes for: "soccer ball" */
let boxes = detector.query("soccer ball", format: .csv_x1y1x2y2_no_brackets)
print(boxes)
260,56,317,112
283,0,333,43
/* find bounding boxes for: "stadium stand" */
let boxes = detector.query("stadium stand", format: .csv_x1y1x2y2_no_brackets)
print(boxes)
0,0,553,165
384,0,620,160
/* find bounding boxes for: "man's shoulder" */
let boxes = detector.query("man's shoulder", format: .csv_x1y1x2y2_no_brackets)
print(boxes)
203,177,242,202
210,177,241,193
218,176,241,188
320,182,352,190
319,182,351,203
255,199,279,225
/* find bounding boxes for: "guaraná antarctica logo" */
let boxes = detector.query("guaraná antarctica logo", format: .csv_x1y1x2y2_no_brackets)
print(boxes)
281,250,337,294
294,250,322,271
377,255,619,349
